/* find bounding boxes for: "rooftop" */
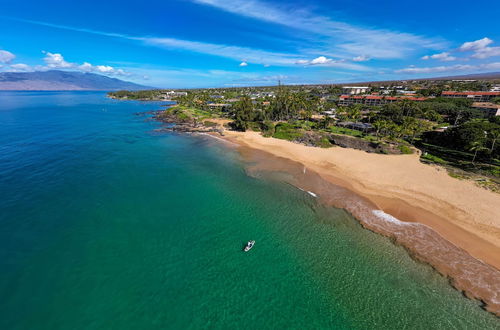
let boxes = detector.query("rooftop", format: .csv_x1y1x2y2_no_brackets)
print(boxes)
442,91,500,96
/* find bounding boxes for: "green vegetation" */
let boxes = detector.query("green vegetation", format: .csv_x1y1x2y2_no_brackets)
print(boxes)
399,145,413,154
113,79,500,181
317,137,333,148
421,153,448,164
272,122,305,141
109,90,163,100
328,126,363,137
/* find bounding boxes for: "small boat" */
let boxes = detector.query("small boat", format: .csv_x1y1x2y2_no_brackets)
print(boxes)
244,240,255,252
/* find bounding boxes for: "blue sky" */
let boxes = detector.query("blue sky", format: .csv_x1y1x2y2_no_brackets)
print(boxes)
1,0,499,88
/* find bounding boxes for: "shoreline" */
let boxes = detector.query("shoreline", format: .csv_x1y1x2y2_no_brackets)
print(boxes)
216,130,500,316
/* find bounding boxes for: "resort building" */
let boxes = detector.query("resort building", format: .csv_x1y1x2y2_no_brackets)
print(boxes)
342,86,370,95
490,85,500,92
164,91,188,97
441,91,500,102
337,121,374,132
206,103,232,112
471,102,500,117
338,95,428,106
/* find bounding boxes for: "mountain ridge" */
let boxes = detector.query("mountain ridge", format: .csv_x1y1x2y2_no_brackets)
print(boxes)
0,70,152,91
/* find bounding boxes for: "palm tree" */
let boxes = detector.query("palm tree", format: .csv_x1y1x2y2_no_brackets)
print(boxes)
347,104,362,122
489,130,500,154
469,140,488,165
373,120,389,138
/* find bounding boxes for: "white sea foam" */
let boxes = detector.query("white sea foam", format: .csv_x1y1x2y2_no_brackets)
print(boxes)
198,133,237,146
307,191,318,198
372,209,408,225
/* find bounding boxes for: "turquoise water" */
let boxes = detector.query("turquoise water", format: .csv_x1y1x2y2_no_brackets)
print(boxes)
0,91,498,329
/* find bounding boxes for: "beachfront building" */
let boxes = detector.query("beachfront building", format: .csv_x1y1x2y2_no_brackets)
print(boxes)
342,86,370,95
160,91,188,100
206,103,232,112
472,102,500,117
164,91,188,97
337,121,374,132
441,91,500,102
490,85,500,92
338,95,428,106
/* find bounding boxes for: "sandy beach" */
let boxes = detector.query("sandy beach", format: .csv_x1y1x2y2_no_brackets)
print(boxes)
222,130,500,315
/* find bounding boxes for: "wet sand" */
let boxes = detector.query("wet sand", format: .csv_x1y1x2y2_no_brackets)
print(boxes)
219,131,500,316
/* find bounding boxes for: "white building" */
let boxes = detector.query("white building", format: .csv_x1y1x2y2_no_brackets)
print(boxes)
342,86,370,95
490,85,500,92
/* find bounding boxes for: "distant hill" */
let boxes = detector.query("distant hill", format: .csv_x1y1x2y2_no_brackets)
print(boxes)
0,70,152,91
346,72,500,86
421,72,500,81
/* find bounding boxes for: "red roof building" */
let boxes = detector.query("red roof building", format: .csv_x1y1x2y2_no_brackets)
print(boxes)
338,95,428,106
442,91,500,102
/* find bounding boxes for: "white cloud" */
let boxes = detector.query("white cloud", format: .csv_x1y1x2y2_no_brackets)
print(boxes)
310,56,332,65
142,37,304,66
11,17,374,71
296,56,333,65
191,0,445,59
396,62,500,74
41,52,128,75
9,63,32,72
421,52,456,61
239,61,248,67
471,47,500,59
459,37,493,52
0,50,16,63
78,62,93,72
77,61,127,75
95,65,114,73
1,49,129,76
352,55,370,62
294,56,368,70
456,37,500,60
42,51,73,68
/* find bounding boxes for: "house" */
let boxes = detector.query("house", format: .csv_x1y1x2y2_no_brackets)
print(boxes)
337,121,374,132
207,103,232,112
338,95,428,106
441,91,500,102
342,86,370,95
471,102,500,117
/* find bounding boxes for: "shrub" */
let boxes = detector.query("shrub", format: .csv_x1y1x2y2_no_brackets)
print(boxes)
273,123,304,141
316,137,333,148
261,120,275,137
421,153,447,164
399,145,413,154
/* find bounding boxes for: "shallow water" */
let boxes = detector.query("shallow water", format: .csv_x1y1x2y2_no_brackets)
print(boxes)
0,91,498,329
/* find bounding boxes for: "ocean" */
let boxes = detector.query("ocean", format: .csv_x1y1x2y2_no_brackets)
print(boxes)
0,91,498,329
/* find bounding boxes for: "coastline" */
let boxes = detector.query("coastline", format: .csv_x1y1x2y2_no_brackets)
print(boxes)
218,130,500,316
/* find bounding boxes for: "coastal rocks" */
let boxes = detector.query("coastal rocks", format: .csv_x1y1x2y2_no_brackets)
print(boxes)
293,131,403,154
147,109,225,135
329,134,401,154
295,132,332,148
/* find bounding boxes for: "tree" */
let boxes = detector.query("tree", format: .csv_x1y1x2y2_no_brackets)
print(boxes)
373,120,387,138
232,96,254,131
488,129,500,154
346,104,362,122
468,140,488,165
401,117,433,143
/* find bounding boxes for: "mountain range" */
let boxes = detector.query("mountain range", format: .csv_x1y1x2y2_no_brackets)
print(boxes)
0,70,151,91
